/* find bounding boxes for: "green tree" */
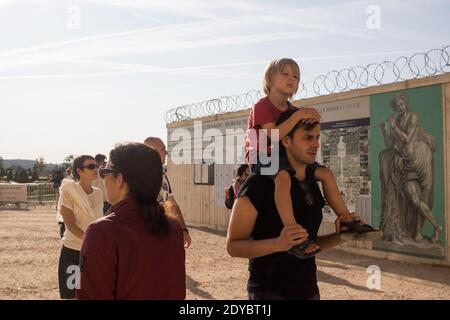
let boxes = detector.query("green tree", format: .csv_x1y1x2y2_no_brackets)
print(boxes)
63,155,74,171
52,165,61,176
6,170,13,182
35,158,46,175
14,166,24,182
16,168,29,183
32,164,39,181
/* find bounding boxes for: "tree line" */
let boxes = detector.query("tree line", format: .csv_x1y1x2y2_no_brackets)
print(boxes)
0,157,47,183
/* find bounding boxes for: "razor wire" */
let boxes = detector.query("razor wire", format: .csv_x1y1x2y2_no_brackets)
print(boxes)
165,45,450,124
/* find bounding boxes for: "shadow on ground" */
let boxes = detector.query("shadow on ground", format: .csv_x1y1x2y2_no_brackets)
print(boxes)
317,270,384,293
189,226,227,237
186,275,215,300
193,227,450,288
317,249,450,287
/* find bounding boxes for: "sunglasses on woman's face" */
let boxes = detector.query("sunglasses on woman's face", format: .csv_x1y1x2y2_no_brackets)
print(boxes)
99,168,118,179
298,180,315,206
82,164,99,170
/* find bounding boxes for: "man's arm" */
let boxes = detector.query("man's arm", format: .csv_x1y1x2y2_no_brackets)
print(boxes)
226,196,308,259
164,196,187,229
164,196,191,248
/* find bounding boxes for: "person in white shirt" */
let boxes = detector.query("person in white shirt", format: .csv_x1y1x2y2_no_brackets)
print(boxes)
57,155,103,299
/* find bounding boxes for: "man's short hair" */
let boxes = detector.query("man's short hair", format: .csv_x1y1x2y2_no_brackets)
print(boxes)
276,109,319,152
95,154,107,163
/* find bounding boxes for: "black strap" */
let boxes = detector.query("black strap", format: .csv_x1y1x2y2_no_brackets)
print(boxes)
162,172,172,194
305,162,322,183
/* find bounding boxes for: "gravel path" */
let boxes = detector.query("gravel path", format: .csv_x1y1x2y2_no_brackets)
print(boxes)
1,206,449,300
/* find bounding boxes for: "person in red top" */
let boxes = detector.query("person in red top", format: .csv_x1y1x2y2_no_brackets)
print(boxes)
76,143,186,300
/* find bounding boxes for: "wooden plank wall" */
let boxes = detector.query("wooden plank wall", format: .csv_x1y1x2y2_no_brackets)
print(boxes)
168,162,231,231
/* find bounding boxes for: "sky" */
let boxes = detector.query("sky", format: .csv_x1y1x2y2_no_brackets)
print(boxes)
0,0,449,163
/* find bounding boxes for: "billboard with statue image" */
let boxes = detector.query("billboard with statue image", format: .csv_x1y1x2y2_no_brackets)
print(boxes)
370,85,445,259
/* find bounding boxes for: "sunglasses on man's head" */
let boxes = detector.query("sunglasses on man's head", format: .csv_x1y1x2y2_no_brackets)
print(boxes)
298,180,315,206
82,164,99,170
99,168,118,179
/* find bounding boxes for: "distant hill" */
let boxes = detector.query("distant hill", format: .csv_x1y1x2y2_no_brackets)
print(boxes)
2,159,61,172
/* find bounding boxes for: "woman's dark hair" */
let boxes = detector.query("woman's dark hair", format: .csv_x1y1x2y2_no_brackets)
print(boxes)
236,164,249,177
72,155,95,181
109,143,169,236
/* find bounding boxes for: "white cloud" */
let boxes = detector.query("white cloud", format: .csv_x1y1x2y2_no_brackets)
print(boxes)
0,1,380,73
0,16,323,72
79,0,278,19
0,48,422,80
0,0,14,8
0,0,445,78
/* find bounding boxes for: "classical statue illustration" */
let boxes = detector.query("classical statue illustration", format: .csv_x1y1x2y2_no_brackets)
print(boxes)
377,93,442,245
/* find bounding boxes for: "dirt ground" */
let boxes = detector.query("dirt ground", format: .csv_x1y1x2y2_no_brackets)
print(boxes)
1,205,450,300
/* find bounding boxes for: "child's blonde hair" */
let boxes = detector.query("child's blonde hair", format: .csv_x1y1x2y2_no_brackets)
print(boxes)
263,58,300,98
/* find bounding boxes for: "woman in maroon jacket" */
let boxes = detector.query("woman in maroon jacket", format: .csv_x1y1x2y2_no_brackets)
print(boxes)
77,143,186,300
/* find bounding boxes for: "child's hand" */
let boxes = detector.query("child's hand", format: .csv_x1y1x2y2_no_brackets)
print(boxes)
340,212,356,222
340,212,366,224
295,107,321,123
276,224,309,252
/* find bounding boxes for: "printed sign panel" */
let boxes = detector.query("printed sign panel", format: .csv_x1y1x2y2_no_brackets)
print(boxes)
313,97,371,222
370,85,445,259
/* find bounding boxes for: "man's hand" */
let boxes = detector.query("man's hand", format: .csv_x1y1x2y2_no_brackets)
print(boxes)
164,198,191,249
275,224,309,252
183,230,191,249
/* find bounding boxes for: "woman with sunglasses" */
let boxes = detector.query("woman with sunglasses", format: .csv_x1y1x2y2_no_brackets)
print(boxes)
76,143,185,300
57,155,103,299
